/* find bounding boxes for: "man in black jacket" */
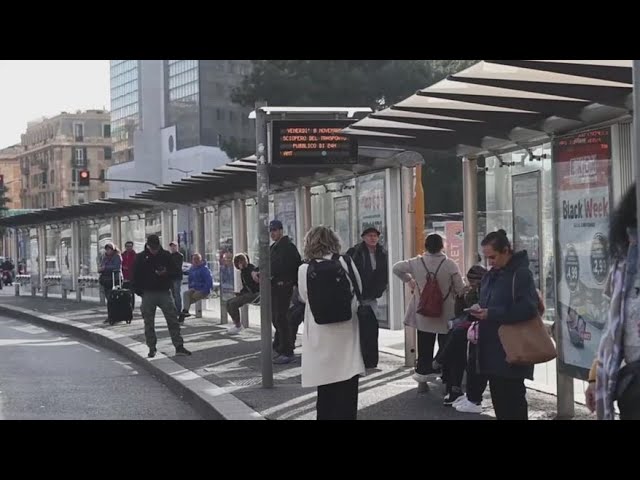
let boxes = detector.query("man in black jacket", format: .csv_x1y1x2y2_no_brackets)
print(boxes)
253,220,302,364
132,235,191,358
225,253,260,335
346,226,389,368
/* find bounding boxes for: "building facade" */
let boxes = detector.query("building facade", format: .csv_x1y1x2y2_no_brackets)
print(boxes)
16,110,113,209
110,60,140,165
107,60,255,200
0,145,23,210
165,60,254,153
107,60,255,253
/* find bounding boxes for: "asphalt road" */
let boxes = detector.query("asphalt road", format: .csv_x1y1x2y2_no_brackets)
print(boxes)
0,315,202,420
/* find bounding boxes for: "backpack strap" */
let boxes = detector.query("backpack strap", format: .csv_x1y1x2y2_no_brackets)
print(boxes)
344,255,363,305
420,256,446,277
434,257,447,276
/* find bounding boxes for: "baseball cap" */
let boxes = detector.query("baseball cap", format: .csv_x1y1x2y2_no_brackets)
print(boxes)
269,220,283,231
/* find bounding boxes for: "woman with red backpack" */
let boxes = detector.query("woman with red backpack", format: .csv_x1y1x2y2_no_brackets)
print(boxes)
393,233,465,403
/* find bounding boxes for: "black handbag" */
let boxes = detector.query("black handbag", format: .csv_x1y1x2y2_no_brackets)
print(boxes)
346,259,379,369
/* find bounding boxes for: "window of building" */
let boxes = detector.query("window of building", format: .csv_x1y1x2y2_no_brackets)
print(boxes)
104,147,112,160
74,148,85,166
103,124,111,137
229,111,234,122
216,109,222,121
50,170,54,185
74,123,84,141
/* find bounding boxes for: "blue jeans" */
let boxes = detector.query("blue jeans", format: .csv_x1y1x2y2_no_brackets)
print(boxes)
171,278,183,312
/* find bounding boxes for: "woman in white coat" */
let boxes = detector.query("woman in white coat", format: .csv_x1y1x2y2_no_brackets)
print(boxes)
298,226,366,420
393,233,465,392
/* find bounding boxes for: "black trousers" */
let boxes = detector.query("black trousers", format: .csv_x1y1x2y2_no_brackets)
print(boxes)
488,376,528,420
416,330,449,375
272,284,294,356
359,303,379,369
466,343,488,404
316,375,360,420
436,328,467,391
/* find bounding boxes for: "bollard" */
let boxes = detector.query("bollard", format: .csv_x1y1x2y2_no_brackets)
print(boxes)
61,288,67,300
219,296,229,325
76,287,82,302
99,287,106,306
417,382,430,394
14,283,20,296
31,285,36,296
43,284,48,299
240,305,249,329
195,300,203,318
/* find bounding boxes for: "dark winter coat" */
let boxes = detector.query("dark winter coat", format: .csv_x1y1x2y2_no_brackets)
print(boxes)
477,250,538,380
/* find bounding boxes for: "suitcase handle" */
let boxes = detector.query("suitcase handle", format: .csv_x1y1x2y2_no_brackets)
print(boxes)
112,270,123,290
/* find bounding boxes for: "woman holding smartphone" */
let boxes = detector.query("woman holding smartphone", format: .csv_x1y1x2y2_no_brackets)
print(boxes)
469,229,539,420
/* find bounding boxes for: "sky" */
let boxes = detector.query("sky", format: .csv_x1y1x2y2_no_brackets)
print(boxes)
0,60,110,149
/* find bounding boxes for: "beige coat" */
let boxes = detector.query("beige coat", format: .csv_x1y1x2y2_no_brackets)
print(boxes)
393,252,465,334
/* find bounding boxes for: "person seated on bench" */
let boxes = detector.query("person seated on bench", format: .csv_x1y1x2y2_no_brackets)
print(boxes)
226,253,260,335
178,253,213,323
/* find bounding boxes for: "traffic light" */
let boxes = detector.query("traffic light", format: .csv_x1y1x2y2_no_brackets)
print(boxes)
78,170,90,187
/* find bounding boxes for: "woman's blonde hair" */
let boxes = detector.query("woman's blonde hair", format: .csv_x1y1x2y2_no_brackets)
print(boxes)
303,226,342,260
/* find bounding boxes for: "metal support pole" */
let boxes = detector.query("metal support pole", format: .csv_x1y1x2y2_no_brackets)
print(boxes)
38,226,46,296
256,101,273,389
401,166,417,368
194,207,205,256
633,60,640,289
71,221,81,302
233,198,250,328
462,157,479,274
111,216,122,250
161,209,174,246
302,186,312,234
194,207,205,318
11,228,19,265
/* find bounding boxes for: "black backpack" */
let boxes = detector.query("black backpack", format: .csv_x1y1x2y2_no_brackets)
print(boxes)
306,254,354,324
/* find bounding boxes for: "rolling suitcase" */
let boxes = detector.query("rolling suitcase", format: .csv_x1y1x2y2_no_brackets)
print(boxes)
107,271,133,325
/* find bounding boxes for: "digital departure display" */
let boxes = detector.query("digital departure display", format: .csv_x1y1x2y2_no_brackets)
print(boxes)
271,120,358,166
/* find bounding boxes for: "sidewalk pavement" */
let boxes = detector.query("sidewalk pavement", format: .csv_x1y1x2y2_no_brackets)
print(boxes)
0,289,594,420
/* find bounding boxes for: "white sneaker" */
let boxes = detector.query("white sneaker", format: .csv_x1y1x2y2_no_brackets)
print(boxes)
452,394,467,407
455,398,483,414
412,372,430,383
227,325,243,335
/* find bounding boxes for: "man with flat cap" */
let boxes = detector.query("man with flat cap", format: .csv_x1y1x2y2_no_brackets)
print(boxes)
346,226,388,368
